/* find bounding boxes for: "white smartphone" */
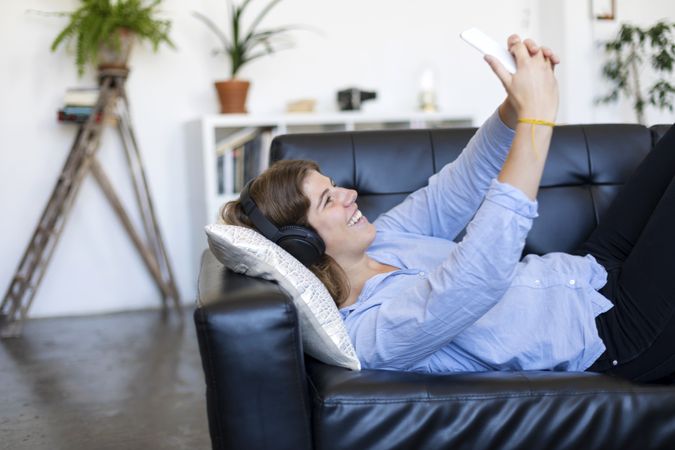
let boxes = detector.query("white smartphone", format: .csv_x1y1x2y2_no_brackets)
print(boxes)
460,27,517,74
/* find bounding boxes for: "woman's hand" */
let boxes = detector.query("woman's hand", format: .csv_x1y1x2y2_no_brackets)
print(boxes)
487,35,560,200
491,35,560,129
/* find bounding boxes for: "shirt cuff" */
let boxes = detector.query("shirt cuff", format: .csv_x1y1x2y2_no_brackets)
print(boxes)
487,108,516,143
485,179,539,219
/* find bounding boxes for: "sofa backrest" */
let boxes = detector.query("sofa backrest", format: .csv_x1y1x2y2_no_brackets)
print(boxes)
271,123,666,256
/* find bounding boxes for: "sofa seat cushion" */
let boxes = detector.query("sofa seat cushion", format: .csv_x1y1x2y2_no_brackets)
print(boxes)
306,359,675,450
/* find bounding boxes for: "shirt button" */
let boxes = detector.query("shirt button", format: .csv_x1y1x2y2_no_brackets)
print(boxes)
569,279,576,286
418,271,425,277
533,279,541,286
612,360,618,366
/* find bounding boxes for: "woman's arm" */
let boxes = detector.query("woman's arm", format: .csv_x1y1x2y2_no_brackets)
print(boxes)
350,35,560,369
487,35,560,200
375,38,559,238
350,180,538,369
373,109,515,240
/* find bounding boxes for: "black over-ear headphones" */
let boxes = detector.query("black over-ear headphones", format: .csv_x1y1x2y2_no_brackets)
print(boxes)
239,179,326,268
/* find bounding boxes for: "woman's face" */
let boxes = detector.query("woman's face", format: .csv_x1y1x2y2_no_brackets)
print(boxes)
303,170,376,260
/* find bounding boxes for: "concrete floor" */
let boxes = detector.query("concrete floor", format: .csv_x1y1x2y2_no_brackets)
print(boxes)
0,308,210,450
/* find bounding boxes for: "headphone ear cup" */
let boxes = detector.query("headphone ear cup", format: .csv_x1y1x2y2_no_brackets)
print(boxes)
276,225,325,268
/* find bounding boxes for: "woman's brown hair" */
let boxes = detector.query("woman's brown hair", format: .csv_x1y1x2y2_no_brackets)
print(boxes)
220,160,351,306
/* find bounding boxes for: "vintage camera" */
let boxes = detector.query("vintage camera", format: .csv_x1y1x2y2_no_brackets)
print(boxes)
337,88,377,111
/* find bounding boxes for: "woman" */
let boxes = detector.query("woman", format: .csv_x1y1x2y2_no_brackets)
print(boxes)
223,35,675,382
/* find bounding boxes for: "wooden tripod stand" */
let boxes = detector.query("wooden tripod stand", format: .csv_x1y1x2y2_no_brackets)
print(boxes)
0,68,181,338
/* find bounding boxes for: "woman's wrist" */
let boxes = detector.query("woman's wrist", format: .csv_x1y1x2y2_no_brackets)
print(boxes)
518,102,558,123
498,100,519,130
498,99,559,131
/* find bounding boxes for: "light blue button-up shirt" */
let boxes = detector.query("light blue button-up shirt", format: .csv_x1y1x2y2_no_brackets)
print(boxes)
339,110,613,373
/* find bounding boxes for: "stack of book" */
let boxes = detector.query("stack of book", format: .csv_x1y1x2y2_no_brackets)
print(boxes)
58,88,100,123
215,127,274,196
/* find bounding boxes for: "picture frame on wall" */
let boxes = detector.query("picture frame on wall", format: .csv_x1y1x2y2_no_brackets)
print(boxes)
592,0,616,21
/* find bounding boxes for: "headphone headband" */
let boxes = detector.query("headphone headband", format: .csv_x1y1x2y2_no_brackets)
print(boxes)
239,178,325,268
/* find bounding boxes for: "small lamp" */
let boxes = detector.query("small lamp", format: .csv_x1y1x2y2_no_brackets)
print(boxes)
418,67,438,113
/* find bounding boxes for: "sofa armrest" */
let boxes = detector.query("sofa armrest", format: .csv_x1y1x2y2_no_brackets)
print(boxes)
194,250,313,450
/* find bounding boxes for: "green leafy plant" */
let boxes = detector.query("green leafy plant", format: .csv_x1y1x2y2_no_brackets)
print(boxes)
50,0,174,76
193,0,301,79
598,20,675,124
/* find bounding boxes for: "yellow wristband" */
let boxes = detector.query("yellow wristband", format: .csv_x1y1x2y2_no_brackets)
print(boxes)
517,118,556,160
518,118,556,127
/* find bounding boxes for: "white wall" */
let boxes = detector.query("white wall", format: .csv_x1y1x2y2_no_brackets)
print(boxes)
0,0,673,318
591,0,675,124
534,0,675,125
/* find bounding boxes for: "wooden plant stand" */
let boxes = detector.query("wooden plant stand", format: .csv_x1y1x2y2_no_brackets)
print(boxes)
0,68,180,337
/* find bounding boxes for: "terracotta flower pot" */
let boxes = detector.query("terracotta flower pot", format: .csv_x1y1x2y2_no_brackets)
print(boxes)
98,28,134,71
215,79,250,114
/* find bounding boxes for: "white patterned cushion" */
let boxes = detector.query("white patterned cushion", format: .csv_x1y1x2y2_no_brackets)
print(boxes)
204,224,361,371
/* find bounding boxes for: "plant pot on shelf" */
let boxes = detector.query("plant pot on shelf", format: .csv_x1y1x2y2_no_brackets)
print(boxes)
98,28,135,71
215,79,250,114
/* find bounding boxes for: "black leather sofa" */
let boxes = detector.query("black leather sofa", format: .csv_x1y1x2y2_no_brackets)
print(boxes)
195,122,675,450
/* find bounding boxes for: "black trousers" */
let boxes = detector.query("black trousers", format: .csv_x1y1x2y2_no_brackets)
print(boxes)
577,124,675,382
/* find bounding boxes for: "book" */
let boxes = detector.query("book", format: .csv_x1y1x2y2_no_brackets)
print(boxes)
63,88,99,107
62,106,94,116
216,127,274,195
243,135,261,186
214,127,259,157
257,129,273,175
216,154,225,195
57,109,101,124
232,145,246,193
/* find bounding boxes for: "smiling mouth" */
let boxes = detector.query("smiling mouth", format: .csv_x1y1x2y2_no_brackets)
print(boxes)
347,209,363,227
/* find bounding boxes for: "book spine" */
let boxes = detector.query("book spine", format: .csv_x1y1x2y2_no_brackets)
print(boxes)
62,106,94,116
243,135,259,184
63,89,100,107
57,110,102,124
217,154,225,195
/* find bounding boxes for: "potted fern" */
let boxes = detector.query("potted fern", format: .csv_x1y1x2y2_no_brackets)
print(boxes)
598,20,675,124
193,0,301,113
50,0,174,76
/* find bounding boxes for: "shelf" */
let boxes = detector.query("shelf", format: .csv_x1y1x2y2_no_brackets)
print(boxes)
201,111,472,133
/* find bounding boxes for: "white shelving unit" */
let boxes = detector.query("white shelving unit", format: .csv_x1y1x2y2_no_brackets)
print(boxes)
185,111,473,266
188,112,472,222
